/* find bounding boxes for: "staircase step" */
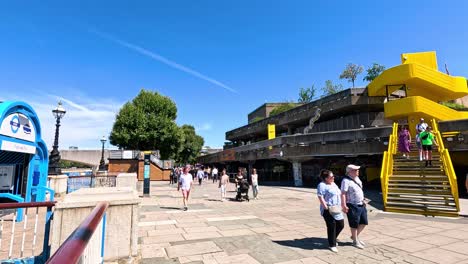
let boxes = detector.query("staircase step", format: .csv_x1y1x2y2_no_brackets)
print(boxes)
393,170,445,176
385,206,459,217
388,188,452,195
387,196,455,204
386,201,457,211
390,175,448,180
388,185,450,191
387,192,454,198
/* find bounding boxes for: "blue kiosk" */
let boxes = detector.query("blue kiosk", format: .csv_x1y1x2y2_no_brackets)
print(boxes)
0,101,54,212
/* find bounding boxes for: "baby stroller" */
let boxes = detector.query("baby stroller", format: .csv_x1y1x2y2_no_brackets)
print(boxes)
236,179,250,202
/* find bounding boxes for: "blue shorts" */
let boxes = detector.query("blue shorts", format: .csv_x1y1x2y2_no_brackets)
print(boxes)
346,203,368,228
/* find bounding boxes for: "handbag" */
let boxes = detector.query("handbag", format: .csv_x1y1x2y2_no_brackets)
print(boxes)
328,205,342,215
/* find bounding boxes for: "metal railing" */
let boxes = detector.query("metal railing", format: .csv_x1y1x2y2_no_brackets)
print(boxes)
380,122,398,208
0,201,56,262
431,119,460,211
67,175,117,193
47,202,109,264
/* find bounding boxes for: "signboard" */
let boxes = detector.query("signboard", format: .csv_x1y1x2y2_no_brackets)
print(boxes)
0,113,36,142
1,140,36,154
0,165,15,191
268,124,276,140
122,150,133,159
143,153,150,196
268,124,275,150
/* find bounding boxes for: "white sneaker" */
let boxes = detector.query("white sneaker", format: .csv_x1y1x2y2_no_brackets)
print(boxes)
329,246,338,253
350,236,365,246
353,240,364,249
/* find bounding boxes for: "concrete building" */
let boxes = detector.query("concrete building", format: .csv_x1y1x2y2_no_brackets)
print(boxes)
198,88,468,192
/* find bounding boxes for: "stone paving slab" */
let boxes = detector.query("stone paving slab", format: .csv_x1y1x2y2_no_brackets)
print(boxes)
166,241,222,258
137,181,468,264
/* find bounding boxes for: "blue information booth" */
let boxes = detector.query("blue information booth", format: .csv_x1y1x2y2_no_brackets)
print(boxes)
0,101,54,220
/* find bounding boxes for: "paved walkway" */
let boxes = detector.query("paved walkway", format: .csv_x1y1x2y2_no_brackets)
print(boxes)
137,181,468,264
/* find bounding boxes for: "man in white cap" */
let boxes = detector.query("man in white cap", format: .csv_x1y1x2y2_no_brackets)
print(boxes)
416,118,428,161
341,164,367,249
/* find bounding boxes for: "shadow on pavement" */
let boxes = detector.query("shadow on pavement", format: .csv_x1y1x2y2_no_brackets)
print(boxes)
159,206,182,211
274,237,329,250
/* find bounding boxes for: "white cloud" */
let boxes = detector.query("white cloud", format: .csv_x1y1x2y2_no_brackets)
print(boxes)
195,123,213,132
90,29,237,93
1,92,123,150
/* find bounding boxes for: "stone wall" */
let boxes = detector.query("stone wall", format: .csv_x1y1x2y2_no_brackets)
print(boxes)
51,187,140,262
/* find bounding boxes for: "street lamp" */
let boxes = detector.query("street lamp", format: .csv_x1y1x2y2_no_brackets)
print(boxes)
48,101,66,175
99,136,107,171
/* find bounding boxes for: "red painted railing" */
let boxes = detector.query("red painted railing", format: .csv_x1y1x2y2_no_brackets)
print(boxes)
46,202,109,264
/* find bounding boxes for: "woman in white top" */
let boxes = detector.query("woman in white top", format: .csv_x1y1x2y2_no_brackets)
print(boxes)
317,169,344,253
178,165,193,211
251,168,259,199
219,169,229,201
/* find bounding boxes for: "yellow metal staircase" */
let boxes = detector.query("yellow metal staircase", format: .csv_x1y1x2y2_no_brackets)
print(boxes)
380,121,460,217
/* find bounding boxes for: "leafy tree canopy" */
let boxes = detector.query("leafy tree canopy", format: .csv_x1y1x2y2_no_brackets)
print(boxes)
298,86,316,103
251,116,264,123
175,125,204,164
109,89,183,159
322,80,343,96
363,63,386,82
339,63,363,88
270,103,297,116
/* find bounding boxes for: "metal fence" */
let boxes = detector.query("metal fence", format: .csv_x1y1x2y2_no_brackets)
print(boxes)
0,201,55,263
67,175,117,193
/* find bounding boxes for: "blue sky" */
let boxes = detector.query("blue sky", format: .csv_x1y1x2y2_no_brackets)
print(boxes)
1,1,468,149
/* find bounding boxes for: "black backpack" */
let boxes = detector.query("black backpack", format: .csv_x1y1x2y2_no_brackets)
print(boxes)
421,132,429,140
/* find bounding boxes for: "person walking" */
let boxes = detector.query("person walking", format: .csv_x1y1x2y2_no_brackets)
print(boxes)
178,165,193,211
251,168,259,199
317,169,344,253
398,125,411,158
219,169,229,201
419,126,438,167
212,167,219,183
416,118,428,161
197,166,204,185
341,164,367,249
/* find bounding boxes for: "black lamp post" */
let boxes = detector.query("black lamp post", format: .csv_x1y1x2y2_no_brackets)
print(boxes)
48,101,66,175
99,136,107,171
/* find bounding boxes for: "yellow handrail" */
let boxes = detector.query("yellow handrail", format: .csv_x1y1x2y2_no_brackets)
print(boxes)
431,119,460,212
380,122,398,209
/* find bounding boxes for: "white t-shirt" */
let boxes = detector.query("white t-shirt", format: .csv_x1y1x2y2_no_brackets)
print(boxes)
251,174,258,185
212,168,218,175
179,173,193,190
416,122,428,133
197,170,204,179
341,176,364,205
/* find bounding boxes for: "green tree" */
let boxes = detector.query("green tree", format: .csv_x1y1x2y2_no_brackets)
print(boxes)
339,63,363,88
298,86,315,103
109,89,183,159
363,63,386,82
322,80,343,96
269,103,297,116
175,125,204,164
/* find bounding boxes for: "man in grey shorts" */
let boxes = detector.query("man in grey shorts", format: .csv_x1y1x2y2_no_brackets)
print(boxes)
341,164,368,249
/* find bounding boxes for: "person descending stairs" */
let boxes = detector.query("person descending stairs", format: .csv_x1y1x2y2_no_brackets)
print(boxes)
384,125,458,217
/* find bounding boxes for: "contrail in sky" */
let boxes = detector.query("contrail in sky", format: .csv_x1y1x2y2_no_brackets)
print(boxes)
90,29,236,93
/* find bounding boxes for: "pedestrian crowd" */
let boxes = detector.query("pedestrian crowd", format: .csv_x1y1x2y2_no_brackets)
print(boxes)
399,117,438,166
171,165,261,210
